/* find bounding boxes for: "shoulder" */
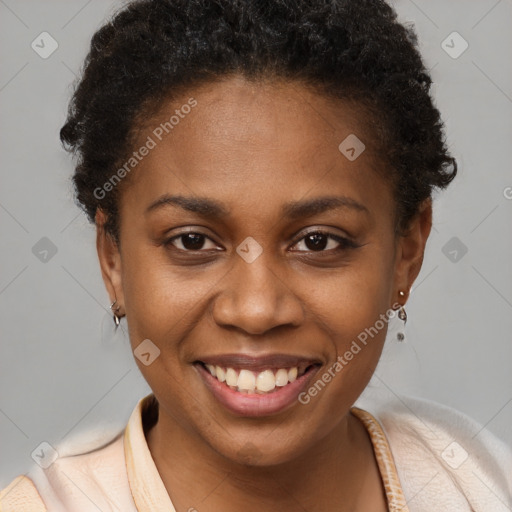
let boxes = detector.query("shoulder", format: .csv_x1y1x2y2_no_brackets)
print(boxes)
0,430,135,512
1,394,154,512
356,391,512,511
0,475,46,512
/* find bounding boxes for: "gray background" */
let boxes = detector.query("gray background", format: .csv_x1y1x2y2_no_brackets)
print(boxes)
1,0,511,487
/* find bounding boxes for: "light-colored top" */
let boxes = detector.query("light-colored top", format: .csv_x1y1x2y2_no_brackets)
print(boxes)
1,392,511,511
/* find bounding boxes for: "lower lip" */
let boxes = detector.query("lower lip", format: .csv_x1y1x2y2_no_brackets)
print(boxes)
195,363,321,417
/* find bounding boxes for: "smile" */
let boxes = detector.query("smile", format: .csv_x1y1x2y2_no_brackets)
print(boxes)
194,355,322,417
201,362,311,394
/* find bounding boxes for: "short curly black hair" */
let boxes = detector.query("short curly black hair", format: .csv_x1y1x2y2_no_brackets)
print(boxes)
60,0,456,242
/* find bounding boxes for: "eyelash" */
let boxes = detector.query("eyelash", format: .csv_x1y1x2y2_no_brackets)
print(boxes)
163,229,360,255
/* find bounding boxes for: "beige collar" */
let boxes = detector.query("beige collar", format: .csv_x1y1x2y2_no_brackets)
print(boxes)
124,394,408,511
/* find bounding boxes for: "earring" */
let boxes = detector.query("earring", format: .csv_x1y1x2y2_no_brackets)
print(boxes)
102,300,127,347
397,290,407,342
110,299,122,328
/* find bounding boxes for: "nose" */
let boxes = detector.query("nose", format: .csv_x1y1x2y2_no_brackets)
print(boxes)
212,253,304,336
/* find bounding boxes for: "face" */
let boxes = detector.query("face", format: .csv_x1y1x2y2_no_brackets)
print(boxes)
97,75,430,466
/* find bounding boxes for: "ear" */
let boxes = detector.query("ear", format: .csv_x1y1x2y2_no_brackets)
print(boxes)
95,209,124,314
393,198,432,303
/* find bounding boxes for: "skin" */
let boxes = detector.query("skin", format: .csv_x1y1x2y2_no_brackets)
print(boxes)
96,75,432,511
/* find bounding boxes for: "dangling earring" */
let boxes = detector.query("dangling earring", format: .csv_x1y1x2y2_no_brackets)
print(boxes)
397,290,407,342
110,299,122,328
102,299,127,347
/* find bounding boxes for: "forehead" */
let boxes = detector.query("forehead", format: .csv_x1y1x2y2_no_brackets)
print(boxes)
121,75,393,225
138,75,373,161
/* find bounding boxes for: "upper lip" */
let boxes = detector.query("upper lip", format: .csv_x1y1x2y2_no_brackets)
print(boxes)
195,353,323,372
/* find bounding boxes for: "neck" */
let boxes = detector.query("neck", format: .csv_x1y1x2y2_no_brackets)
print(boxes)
145,403,387,512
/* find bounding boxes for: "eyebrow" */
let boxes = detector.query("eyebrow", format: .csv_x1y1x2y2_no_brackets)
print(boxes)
145,194,369,218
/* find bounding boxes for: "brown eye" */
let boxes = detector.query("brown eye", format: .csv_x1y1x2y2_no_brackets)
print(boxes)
291,230,359,253
303,233,330,251
165,232,219,252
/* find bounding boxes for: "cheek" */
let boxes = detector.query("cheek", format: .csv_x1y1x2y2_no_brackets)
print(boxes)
307,282,390,391
120,245,219,342
304,251,394,342
297,247,394,398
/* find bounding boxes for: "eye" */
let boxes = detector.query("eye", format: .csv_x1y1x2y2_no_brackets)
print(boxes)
290,230,359,253
164,232,220,252
163,229,359,254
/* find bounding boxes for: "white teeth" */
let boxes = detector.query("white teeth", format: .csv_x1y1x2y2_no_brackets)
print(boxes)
237,369,256,392
225,368,238,387
288,367,298,382
275,368,289,387
204,364,306,394
215,365,226,383
256,369,276,392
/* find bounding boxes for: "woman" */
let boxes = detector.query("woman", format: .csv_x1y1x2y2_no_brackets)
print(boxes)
1,0,510,510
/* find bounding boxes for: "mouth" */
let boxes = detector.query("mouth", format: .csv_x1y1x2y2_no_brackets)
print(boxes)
193,354,322,417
